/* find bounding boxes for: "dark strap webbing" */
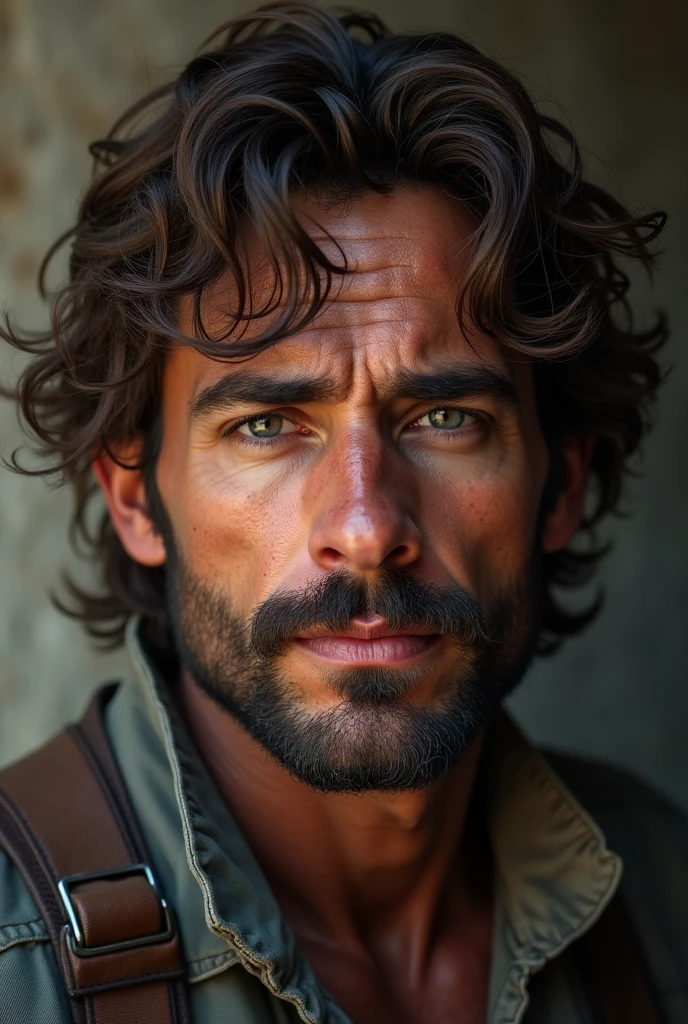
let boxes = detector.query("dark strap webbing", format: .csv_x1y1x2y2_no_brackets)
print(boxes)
0,683,191,1024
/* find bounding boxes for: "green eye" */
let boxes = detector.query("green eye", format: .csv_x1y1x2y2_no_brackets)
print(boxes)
425,408,467,430
241,413,285,438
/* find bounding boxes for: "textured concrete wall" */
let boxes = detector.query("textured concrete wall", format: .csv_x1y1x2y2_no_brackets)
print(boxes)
1,0,686,808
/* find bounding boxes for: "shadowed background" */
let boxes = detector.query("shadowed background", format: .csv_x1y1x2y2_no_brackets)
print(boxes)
1,0,686,808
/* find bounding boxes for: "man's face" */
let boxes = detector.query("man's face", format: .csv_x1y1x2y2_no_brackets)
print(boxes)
148,187,555,791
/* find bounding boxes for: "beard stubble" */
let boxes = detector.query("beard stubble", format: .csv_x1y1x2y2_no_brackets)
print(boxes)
161,531,542,794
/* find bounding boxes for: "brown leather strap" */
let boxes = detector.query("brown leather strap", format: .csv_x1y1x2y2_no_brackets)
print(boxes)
574,891,665,1024
0,684,191,1024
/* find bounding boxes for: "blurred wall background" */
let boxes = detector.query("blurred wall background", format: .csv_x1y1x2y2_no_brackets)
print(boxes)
1,0,686,808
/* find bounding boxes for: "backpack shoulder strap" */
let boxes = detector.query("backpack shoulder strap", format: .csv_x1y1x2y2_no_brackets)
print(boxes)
573,890,666,1024
0,683,191,1024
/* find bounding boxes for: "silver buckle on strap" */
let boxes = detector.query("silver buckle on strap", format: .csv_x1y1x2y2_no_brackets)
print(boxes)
57,862,174,957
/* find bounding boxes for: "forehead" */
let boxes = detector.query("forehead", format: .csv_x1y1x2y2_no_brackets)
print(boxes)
172,186,520,398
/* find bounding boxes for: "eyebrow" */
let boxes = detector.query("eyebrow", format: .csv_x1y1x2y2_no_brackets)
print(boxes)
189,363,518,421
189,372,344,421
378,365,519,407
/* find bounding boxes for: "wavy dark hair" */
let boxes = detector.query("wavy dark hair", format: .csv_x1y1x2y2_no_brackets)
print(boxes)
1,0,667,650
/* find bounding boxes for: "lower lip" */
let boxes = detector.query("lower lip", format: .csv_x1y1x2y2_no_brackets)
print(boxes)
295,635,440,665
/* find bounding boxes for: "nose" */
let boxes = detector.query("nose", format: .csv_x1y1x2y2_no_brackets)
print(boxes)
307,431,423,573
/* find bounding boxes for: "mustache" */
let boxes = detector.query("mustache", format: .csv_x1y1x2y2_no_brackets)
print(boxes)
249,569,489,660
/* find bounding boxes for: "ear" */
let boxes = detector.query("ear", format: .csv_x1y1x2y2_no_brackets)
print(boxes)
541,436,594,554
92,447,166,566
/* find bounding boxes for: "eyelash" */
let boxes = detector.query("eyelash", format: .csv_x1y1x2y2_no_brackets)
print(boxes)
221,407,488,446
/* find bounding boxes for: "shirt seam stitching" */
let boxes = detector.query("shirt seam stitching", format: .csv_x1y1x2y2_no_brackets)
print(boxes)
186,950,237,966
0,917,45,930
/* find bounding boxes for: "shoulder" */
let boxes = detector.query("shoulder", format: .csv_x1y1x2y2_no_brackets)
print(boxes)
0,848,70,1022
545,748,688,999
544,747,688,850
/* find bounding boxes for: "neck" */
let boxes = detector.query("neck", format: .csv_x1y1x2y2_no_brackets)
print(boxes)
175,668,489,974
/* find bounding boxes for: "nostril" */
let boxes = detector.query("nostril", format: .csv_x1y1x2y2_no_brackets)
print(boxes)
387,544,409,562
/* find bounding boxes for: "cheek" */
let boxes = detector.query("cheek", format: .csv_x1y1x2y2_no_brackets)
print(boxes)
169,454,308,610
424,463,543,597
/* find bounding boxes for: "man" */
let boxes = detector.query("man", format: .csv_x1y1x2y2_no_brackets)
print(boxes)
0,2,686,1022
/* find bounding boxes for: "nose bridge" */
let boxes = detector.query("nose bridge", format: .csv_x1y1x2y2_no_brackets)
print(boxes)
339,423,385,503
308,423,422,572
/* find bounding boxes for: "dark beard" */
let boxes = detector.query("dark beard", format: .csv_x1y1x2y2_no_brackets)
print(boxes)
159,521,541,793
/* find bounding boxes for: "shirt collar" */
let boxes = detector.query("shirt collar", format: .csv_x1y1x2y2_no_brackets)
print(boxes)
479,714,622,1021
111,617,621,1024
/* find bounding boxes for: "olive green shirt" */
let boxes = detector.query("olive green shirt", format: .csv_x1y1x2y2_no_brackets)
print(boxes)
1,619,687,1022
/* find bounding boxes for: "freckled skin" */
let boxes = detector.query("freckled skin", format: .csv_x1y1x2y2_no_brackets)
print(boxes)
98,186,590,1024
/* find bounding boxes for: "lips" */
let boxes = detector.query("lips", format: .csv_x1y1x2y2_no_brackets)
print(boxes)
296,634,440,665
294,618,441,665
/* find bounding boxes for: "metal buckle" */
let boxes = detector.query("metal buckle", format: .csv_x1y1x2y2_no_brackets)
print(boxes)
57,863,174,957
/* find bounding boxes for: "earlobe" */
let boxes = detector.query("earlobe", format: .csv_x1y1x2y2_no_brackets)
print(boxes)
541,436,594,554
92,448,166,567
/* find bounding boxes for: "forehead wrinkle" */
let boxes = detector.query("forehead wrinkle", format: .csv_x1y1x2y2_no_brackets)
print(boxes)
299,309,448,338
280,292,491,369
185,198,470,340
178,190,478,386
323,253,461,304
301,275,460,331
306,206,473,274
